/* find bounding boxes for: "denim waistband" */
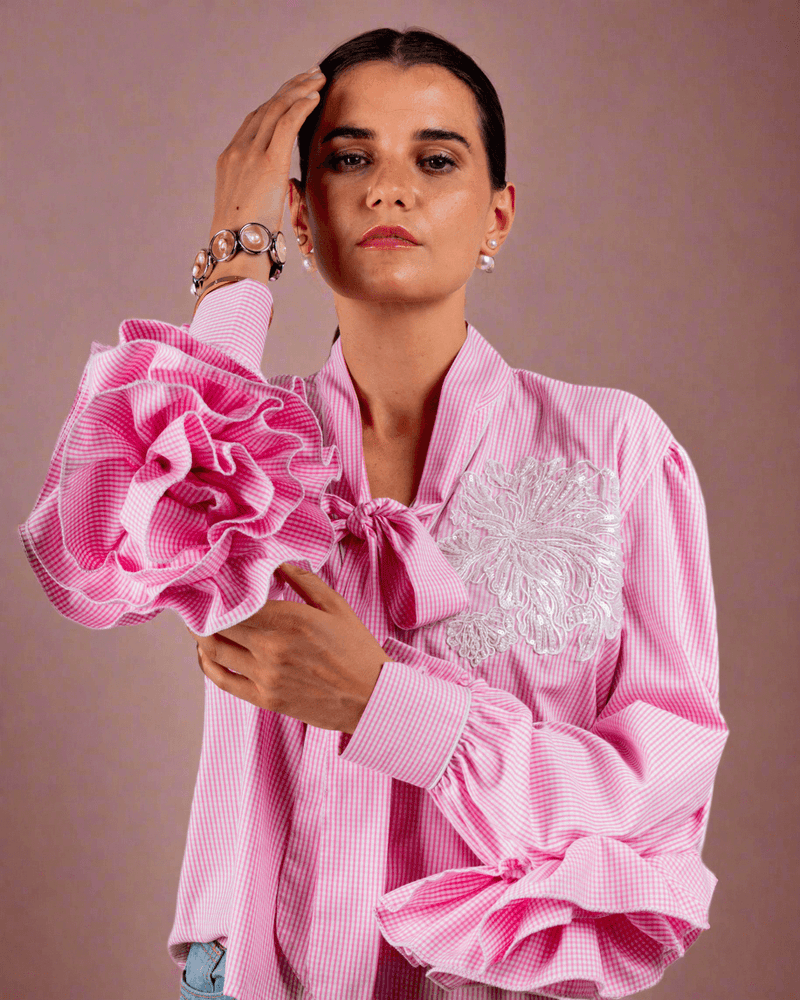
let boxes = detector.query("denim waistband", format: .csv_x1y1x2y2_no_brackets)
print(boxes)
180,940,234,999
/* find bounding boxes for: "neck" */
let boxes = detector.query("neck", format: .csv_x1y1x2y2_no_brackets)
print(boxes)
333,292,468,440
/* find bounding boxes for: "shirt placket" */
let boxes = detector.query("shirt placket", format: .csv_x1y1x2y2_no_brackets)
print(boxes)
281,529,393,1000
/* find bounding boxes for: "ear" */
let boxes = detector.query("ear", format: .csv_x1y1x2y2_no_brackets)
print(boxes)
485,181,516,248
288,179,311,247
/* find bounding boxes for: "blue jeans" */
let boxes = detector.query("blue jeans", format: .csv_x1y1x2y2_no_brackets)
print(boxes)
180,940,235,999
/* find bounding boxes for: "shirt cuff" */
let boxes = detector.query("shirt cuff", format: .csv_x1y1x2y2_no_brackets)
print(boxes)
189,278,274,372
339,659,472,789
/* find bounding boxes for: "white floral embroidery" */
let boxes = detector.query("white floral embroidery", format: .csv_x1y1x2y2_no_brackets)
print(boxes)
441,606,518,667
438,457,623,667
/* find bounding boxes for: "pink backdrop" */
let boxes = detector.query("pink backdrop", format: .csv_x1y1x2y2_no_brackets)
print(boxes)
3,2,798,997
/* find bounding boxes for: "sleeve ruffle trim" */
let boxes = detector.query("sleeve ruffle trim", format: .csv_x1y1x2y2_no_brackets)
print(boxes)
376,837,715,998
18,318,341,635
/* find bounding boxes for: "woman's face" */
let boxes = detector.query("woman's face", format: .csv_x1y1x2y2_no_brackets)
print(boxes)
290,61,511,304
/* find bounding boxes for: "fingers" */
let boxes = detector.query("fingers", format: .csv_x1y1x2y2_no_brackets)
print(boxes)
197,644,256,707
258,89,321,173
234,69,325,146
225,598,310,636
276,563,336,613
196,633,251,679
253,73,325,162
242,69,321,119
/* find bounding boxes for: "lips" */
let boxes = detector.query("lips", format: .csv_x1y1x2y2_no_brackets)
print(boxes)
358,225,419,245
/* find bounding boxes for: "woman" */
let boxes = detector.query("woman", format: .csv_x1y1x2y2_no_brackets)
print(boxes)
19,26,728,1000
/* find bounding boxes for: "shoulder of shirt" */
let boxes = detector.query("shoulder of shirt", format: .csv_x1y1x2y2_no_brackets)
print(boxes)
511,367,681,510
511,366,668,429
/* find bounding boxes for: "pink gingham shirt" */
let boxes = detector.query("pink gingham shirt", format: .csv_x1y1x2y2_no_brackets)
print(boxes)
38,278,730,1000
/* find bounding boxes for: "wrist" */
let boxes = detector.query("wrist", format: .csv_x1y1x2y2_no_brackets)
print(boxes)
192,256,271,318
192,222,285,319
207,216,282,246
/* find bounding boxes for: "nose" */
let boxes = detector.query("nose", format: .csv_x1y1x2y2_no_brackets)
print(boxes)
365,158,416,208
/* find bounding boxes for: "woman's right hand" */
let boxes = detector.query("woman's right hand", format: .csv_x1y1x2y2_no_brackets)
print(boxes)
208,67,326,242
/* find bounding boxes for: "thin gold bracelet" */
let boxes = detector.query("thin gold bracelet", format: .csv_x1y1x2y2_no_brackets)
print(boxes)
193,275,251,316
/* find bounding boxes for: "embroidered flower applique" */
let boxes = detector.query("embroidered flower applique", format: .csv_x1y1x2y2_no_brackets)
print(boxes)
437,456,623,668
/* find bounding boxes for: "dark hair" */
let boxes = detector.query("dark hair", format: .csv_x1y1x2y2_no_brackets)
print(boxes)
295,27,508,345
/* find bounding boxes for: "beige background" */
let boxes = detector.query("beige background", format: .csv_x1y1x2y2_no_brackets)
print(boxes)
3,1,798,997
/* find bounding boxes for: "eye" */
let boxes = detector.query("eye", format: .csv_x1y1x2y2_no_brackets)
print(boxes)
328,152,456,173
329,153,366,170
423,154,456,172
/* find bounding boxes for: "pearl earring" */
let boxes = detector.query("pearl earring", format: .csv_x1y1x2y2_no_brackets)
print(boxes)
478,238,498,272
302,248,315,272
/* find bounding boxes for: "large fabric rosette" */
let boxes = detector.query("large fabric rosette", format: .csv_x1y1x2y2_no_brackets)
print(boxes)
18,317,341,635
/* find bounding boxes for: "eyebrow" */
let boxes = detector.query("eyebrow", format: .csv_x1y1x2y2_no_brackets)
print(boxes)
319,125,472,151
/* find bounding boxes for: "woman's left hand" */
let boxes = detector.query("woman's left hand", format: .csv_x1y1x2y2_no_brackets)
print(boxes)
188,562,389,734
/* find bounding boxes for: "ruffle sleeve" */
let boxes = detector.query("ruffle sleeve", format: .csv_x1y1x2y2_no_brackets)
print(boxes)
342,441,729,998
17,281,341,636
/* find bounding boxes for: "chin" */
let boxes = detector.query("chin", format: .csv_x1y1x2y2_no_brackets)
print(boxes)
331,272,436,301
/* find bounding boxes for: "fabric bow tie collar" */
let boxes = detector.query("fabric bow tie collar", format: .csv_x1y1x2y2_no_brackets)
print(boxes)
321,494,470,631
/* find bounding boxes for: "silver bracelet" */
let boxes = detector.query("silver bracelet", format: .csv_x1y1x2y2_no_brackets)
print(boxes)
191,223,287,297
